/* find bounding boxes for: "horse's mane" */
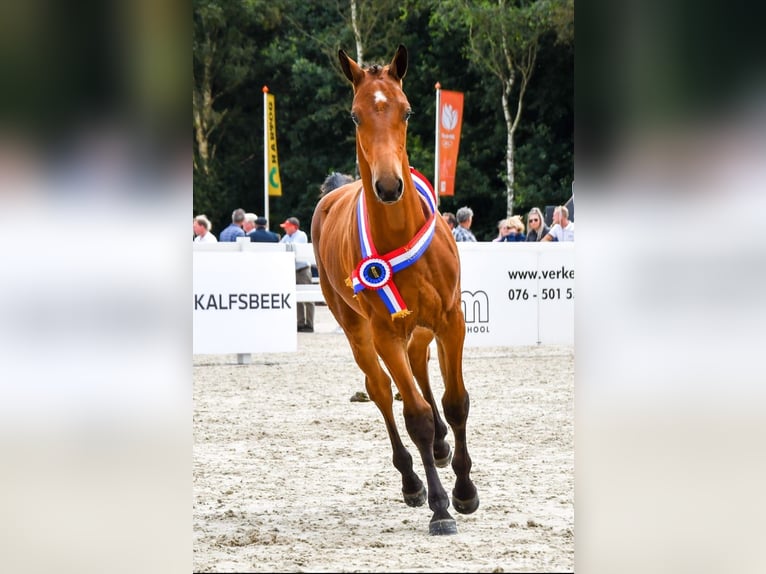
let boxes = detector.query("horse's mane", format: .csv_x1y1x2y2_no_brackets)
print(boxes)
365,64,384,75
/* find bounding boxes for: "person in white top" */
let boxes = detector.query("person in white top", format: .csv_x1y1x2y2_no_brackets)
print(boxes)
279,216,314,332
242,212,258,236
542,205,574,242
193,214,218,242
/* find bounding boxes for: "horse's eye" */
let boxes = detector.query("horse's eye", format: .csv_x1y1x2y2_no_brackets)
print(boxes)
350,113,360,126
405,110,413,122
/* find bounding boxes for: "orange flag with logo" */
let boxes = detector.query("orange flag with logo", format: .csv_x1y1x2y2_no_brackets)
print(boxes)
437,90,464,196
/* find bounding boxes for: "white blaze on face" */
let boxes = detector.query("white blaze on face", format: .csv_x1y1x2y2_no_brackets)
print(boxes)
373,90,387,104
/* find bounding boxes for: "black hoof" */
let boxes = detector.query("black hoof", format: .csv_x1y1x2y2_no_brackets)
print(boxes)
403,484,426,507
349,391,370,402
429,518,458,536
452,492,480,515
435,444,452,468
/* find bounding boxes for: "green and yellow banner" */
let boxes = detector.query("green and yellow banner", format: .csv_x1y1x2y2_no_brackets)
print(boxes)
265,92,282,196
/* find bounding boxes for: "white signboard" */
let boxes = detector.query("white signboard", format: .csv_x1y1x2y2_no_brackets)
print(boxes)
193,251,296,354
192,243,573,354
457,242,574,347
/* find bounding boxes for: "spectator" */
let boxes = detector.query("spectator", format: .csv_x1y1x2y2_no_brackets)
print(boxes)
248,216,280,243
542,205,575,242
193,215,217,243
219,208,246,242
442,212,458,231
452,206,477,242
495,215,526,242
320,171,355,196
525,207,550,242
493,218,513,242
242,212,258,235
506,215,526,241
280,216,314,333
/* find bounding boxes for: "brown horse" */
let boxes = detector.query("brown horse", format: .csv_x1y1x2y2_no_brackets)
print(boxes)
311,45,479,535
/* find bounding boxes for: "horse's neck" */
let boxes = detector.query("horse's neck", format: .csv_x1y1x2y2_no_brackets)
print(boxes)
360,173,427,254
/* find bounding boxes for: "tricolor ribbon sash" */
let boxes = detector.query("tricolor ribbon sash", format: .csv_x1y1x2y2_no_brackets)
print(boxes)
350,167,437,319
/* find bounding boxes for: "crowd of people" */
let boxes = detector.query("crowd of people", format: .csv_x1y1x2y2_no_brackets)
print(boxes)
194,208,285,244
196,204,573,246
443,203,574,243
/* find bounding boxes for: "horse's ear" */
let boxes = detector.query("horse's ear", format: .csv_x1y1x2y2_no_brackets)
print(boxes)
339,49,363,85
388,44,408,81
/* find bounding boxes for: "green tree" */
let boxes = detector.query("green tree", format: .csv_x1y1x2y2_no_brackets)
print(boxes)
192,0,280,217
279,0,409,178
191,0,572,240
513,31,573,215
280,0,410,70
431,0,574,216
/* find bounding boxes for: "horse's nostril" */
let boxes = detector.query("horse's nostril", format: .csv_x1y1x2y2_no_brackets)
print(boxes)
375,178,403,201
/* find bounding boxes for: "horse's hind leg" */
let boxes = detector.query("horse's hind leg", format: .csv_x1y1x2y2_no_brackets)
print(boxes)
339,314,426,507
408,327,452,467
435,306,479,516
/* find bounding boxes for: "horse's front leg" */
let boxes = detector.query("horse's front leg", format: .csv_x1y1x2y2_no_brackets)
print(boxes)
338,311,426,507
408,327,452,467
435,305,479,516
373,328,457,535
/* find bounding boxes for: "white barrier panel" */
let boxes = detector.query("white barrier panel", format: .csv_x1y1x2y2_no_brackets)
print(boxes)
193,251,296,354
457,242,574,346
192,242,573,353
292,242,317,269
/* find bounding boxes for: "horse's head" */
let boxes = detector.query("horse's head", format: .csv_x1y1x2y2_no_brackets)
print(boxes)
339,45,411,204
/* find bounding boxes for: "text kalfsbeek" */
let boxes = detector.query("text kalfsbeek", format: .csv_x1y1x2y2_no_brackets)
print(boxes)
194,293,292,311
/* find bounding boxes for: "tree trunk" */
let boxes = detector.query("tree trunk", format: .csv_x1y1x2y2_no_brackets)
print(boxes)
193,101,210,176
506,127,515,217
350,0,363,66
193,52,213,176
350,0,363,177
501,75,516,217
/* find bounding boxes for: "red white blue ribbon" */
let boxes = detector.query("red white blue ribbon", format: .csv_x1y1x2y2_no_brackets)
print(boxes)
350,167,437,319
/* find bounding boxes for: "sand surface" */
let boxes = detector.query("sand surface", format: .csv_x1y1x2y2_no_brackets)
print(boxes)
194,305,574,573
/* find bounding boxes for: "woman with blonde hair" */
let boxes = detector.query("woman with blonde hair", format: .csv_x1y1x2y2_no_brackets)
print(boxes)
494,215,526,242
506,215,526,241
525,207,550,242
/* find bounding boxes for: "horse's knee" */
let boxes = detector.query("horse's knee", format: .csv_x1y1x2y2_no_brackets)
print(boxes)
442,392,470,427
403,404,436,448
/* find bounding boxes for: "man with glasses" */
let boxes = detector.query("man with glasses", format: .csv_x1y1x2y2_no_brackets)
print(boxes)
525,207,551,242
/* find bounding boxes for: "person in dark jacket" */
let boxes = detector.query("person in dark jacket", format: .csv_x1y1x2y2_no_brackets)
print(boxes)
525,207,550,242
247,216,280,243
498,215,526,242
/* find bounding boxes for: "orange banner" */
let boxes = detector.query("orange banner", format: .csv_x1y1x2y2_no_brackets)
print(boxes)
437,90,464,196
